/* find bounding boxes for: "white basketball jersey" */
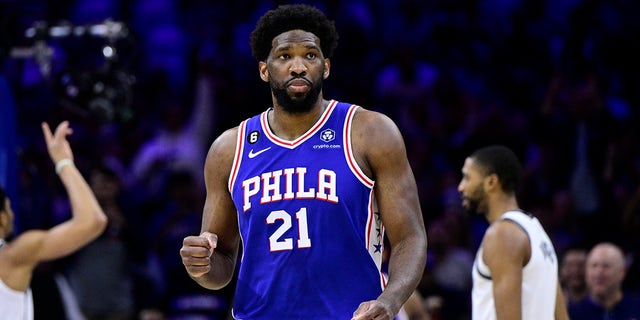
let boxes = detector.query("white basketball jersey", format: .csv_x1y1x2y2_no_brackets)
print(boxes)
472,210,558,320
0,278,34,320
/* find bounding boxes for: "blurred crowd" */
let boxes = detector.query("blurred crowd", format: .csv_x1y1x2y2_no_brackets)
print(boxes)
1,0,640,319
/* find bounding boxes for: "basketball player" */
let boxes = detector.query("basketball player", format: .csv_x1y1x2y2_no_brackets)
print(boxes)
179,4,427,319
457,145,569,319
0,121,108,319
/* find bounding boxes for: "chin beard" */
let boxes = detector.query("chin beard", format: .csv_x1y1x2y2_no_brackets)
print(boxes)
464,204,478,216
464,199,483,216
271,78,323,114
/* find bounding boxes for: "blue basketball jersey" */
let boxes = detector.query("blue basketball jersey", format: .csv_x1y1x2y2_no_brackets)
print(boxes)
229,100,386,319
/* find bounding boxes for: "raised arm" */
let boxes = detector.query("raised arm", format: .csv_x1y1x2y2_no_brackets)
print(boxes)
351,109,428,319
1,121,107,290
180,127,240,289
34,121,108,259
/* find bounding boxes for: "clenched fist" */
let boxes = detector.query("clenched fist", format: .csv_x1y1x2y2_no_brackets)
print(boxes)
180,232,218,278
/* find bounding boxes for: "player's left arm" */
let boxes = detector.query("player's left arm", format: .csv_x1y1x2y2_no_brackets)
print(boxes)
483,220,530,320
351,109,428,319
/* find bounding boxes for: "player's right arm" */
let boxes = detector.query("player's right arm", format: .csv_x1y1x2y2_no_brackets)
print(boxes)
181,127,240,290
1,121,108,291
554,280,569,320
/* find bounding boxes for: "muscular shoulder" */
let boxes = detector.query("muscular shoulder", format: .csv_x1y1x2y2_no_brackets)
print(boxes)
204,127,239,185
351,108,407,177
484,220,529,249
482,220,530,266
205,127,238,165
351,108,403,146
0,231,48,290
0,230,46,268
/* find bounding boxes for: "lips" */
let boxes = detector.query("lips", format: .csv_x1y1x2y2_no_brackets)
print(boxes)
287,78,311,87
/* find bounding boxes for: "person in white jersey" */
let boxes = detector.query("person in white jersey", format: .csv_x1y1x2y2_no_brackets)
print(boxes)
0,121,108,319
457,145,569,320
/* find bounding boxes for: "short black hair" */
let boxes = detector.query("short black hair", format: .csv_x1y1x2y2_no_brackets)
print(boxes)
250,4,339,61
470,145,522,193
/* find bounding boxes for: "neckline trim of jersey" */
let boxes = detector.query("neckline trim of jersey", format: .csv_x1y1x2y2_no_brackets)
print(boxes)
260,99,338,149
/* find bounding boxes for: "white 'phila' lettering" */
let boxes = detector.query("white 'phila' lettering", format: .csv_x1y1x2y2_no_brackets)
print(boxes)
242,167,338,211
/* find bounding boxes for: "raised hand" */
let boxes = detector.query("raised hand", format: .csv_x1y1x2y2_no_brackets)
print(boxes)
41,121,74,164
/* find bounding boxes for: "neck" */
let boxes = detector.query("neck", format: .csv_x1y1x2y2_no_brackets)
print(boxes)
593,290,623,310
486,193,520,223
269,98,329,140
566,286,587,302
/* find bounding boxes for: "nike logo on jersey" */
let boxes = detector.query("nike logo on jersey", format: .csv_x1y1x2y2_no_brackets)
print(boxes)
248,147,271,158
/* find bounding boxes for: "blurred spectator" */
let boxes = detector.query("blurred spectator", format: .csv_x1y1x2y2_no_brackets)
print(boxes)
560,246,588,305
538,189,586,256
374,43,439,122
569,242,640,319
66,163,144,319
31,262,84,320
421,215,473,320
397,289,431,320
146,170,232,319
130,74,215,196
539,66,619,239
383,236,431,320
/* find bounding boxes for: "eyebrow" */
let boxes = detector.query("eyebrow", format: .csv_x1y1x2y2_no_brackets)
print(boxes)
274,43,320,52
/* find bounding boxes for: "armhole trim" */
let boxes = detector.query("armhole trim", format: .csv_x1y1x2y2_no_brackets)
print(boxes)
228,120,248,192
343,104,374,188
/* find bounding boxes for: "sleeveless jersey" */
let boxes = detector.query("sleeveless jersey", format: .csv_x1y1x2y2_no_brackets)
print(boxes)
0,241,34,320
229,100,385,319
472,211,558,320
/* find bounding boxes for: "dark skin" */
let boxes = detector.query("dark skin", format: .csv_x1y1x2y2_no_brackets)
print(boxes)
458,158,569,320
180,29,427,320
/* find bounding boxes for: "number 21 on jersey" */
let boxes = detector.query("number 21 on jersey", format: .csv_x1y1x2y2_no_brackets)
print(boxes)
267,208,311,251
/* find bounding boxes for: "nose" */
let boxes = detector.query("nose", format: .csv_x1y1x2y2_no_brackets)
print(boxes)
289,57,307,75
457,180,464,193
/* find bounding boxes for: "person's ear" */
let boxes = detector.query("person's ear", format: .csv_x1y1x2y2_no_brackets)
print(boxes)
323,58,330,79
484,174,498,191
0,212,7,228
259,61,269,82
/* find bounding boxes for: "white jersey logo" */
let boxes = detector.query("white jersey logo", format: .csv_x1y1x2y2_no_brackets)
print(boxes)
248,147,271,159
241,167,339,211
